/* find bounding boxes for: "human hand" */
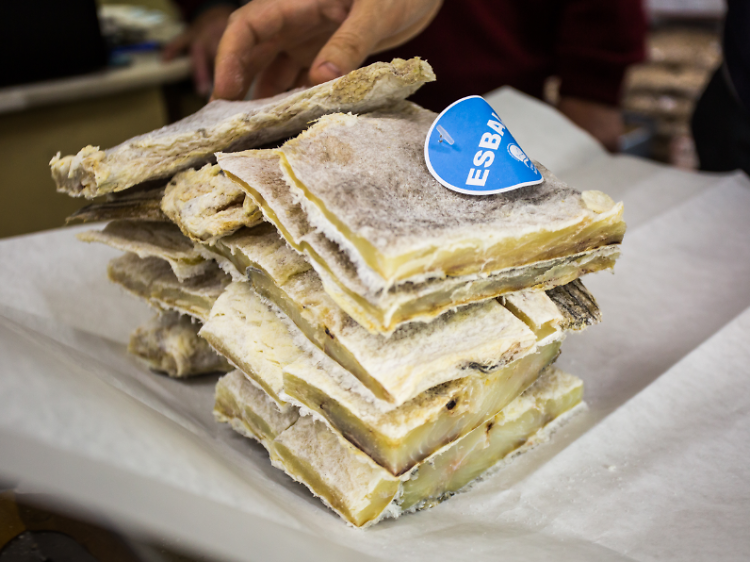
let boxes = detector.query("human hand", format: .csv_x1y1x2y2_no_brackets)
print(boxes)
558,97,623,153
163,4,236,97
212,0,442,101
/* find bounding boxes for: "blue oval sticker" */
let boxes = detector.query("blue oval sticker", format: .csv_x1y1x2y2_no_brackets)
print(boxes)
424,96,543,195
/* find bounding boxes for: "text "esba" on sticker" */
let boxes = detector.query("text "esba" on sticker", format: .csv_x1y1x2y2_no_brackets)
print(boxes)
466,113,506,187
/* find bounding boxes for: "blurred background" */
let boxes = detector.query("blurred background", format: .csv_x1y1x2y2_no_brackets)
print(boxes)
0,0,201,241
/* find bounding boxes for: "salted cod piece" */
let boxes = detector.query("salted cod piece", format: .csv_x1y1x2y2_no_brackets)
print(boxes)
218,149,619,334
504,279,600,340
50,58,435,198
282,281,598,475
66,185,168,224
215,366,584,527
80,220,209,281
273,103,625,287
211,223,601,343
214,369,300,444
204,225,598,404
199,281,303,412
108,253,230,321
161,164,263,244
201,280,596,475
129,311,231,377
205,224,594,405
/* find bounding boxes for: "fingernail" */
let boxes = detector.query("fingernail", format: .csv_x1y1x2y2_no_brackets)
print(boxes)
320,62,343,80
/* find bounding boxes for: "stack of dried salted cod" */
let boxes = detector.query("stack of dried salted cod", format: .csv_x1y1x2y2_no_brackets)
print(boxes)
205,101,624,525
51,58,436,377
51,59,625,525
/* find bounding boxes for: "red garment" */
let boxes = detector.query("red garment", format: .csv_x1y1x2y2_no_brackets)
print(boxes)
175,0,240,22
368,0,647,111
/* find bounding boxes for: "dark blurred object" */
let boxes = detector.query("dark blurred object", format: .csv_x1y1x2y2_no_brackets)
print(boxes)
0,0,107,88
722,0,750,112
1,532,100,562
173,0,240,23
369,0,647,113
621,21,721,168
692,0,750,174
692,66,750,174
163,79,209,124
365,0,645,151
0,489,215,562
0,490,140,562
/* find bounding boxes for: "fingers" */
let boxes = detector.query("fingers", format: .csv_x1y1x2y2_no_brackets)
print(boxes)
371,0,442,53
307,0,442,85
213,1,287,100
212,0,442,100
254,52,307,99
309,1,381,85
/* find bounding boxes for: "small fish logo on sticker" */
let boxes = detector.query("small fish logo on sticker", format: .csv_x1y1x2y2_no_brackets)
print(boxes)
507,144,537,172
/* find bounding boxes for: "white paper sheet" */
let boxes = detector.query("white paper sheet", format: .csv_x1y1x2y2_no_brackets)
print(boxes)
1,88,749,561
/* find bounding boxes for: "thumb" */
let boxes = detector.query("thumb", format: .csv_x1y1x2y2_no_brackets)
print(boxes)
309,2,381,85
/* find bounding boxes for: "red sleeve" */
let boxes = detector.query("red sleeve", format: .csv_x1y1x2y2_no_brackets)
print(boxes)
555,0,647,106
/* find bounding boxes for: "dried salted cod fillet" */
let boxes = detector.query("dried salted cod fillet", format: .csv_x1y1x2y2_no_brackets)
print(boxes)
218,149,619,334
273,415,400,527
66,185,168,225
200,281,302,412
161,164,263,244
397,367,583,513
215,366,583,527
212,252,537,404
545,279,602,331
215,370,398,526
272,104,625,287
280,280,596,474
284,341,561,476
79,220,209,281
204,223,313,285
504,288,565,341
108,253,230,321
129,311,231,377
504,279,601,342
214,370,299,443
50,58,435,198
206,225,600,388
201,280,596,475
205,227,566,405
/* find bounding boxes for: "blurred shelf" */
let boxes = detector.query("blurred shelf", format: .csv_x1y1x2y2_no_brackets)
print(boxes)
0,54,190,115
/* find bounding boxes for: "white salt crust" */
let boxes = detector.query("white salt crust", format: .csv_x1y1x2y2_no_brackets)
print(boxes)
51,58,435,198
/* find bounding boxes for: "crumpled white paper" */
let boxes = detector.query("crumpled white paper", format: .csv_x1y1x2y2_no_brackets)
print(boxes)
1,88,749,562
